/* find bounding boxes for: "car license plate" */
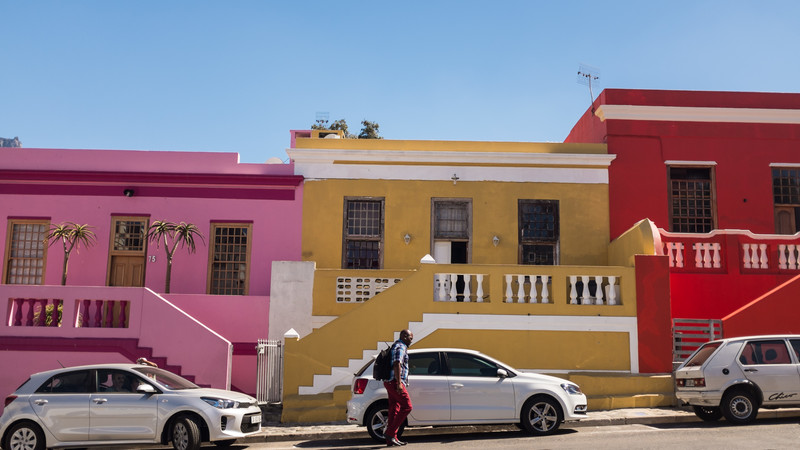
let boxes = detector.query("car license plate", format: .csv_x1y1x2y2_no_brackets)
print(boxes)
685,379,695,387
250,415,261,424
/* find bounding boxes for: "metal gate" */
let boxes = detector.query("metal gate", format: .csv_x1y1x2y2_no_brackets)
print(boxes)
256,339,283,404
672,318,723,364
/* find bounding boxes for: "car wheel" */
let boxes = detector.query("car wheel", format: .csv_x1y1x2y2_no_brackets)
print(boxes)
4,421,46,450
521,395,563,436
213,439,237,447
171,416,202,450
365,402,405,443
721,389,758,425
692,405,722,421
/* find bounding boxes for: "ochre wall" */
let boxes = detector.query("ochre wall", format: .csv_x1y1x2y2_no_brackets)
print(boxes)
302,179,609,270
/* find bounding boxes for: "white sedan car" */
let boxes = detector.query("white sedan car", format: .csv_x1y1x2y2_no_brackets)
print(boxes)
0,363,262,450
347,348,587,442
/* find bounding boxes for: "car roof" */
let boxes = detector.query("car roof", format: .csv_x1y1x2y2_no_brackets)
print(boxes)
408,348,485,355
707,334,800,345
29,363,155,379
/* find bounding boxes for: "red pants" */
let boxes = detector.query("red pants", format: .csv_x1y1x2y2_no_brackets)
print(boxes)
383,380,413,441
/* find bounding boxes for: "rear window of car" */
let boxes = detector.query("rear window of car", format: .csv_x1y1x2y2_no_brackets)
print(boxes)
684,342,722,367
36,370,92,393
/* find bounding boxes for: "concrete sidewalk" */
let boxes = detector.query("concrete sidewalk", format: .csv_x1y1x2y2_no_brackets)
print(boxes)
243,407,800,443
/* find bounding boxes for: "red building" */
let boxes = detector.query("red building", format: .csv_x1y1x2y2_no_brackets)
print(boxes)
566,89,800,337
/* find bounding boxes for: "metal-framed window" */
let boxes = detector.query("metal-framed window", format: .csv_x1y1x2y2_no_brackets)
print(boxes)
518,200,559,265
343,198,384,269
4,219,48,284
772,168,800,234
668,166,716,233
208,223,252,295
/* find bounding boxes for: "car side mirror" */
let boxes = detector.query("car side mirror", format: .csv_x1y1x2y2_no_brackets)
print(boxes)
497,369,509,378
136,383,156,394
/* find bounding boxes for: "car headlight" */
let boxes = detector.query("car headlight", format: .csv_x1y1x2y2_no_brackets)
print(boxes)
202,397,239,409
561,383,583,395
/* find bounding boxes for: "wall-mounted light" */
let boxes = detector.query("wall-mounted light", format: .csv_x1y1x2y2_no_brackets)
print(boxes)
403,233,412,245
492,235,500,247
123,189,135,197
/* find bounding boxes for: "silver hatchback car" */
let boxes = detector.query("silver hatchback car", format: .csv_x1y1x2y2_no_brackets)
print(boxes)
675,335,800,424
0,364,262,450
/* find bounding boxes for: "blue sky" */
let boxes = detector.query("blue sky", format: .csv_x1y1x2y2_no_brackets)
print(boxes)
2,1,799,163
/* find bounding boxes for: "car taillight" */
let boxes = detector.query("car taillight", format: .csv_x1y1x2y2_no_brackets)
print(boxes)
676,378,705,388
4,395,17,408
353,378,369,394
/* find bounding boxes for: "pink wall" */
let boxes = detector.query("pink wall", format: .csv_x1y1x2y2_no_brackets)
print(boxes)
0,148,303,295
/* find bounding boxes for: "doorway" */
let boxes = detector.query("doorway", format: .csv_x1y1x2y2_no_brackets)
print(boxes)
107,216,148,287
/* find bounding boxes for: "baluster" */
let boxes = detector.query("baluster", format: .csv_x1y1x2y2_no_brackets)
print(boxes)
81,299,91,327
665,243,675,267
540,276,550,303
516,275,526,303
504,275,513,303
475,275,484,302
743,244,751,269
13,298,23,326
595,276,605,305
569,276,578,304
712,243,721,268
750,245,760,269
529,276,539,304
607,276,618,305
790,245,798,270
94,299,103,327
119,300,129,327
581,276,591,304
37,299,48,326
449,274,458,302
701,243,712,268
105,301,115,327
779,245,788,269
25,299,34,326
693,243,703,268
463,274,472,302
437,275,447,301
759,244,768,269
675,243,684,268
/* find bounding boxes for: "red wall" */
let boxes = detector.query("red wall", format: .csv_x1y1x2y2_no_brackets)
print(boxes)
722,275,800,337
635,255,673,373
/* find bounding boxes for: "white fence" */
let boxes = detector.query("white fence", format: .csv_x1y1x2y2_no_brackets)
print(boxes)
256,339,283,404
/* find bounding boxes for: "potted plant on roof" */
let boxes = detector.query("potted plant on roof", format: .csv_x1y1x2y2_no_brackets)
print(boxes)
45,222,97,286
146,221,205,293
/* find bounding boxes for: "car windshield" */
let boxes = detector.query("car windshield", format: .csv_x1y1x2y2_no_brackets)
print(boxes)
132,367,199,390
683,342,722,367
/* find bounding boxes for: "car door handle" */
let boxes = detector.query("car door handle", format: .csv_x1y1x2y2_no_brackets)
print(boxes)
451,383,464,390
744,368,758,372
93,398,108,404
33,399,48,405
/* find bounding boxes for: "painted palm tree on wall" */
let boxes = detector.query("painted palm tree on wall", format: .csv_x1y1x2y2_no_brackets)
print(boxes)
45,222,97,286
146,221,205,293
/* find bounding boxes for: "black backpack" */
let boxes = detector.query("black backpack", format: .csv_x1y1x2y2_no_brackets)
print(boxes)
372,342,394,381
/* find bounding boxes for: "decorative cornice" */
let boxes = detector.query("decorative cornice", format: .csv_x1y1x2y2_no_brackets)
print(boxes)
596,104,800,124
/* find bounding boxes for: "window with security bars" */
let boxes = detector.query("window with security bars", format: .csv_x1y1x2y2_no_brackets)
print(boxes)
208,223,252,295
5,220,48,284
669,167,715,233
518,200,559,265
343,198,384,269
772,168,800,234
113,220,146,251
434,201,470,240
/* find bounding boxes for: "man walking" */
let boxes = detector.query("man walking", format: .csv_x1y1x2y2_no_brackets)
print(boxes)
384,329,413,446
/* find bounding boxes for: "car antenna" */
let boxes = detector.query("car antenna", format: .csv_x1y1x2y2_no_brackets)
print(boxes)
57,360,65,368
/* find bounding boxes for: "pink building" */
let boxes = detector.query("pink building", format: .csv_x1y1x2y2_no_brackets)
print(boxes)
0,147,302,406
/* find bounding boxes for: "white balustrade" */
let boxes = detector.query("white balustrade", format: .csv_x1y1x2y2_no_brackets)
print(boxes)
664,242,684,268
502,275,551,303
778,244,800,270
516,275,526,303
567,275,621,306
742,243,770,270
569,276,579,304
692,242,721,269
434,273,488,302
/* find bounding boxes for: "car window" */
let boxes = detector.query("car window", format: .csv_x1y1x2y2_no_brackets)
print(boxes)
790,340,800,362
98,370,142,393
683,342,721,367
740,340,792,365
36,370,92,393
133,366,198,390
446,352,501,377
408,352,442,376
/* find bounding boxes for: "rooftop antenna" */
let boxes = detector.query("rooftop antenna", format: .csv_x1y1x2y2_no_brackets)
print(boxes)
576,64,601,115
315,111,330,128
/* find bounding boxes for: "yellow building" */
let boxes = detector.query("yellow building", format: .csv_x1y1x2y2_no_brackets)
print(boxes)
269,133,673,423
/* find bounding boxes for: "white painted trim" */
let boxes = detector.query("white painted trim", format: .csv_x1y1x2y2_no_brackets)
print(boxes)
770,163,800,168
658,227,800,241
596,104,800,124
293,163,610,184
287,148,614,167
299,313,639,394
664,160,718,166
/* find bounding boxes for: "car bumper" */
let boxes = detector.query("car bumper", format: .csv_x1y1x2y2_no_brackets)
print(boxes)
563,394,589,421
346,399,368,425
205,407,263,441
675,389,722,406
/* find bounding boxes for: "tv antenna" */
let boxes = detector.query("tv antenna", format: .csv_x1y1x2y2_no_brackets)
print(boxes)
576,64,600,114
315,111,329,128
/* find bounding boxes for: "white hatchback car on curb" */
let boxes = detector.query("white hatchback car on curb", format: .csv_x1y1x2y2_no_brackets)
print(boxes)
0,363,262,450
675,335,800,424
346,348,587,443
